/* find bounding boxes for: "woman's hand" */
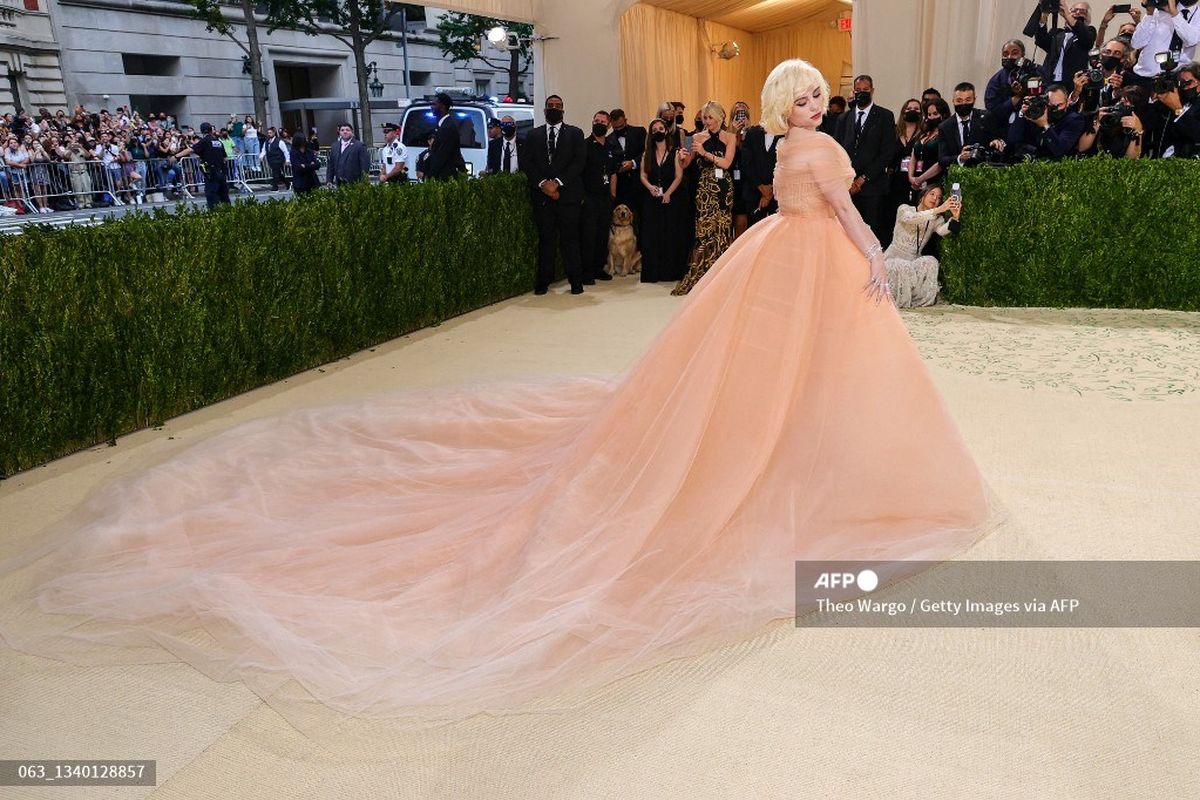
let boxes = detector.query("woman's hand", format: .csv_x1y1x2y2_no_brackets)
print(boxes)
948,196,962,220
661,191,672,204
862,254,892,305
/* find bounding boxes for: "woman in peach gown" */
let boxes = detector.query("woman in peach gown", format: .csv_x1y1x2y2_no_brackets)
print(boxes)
0,61,1002,728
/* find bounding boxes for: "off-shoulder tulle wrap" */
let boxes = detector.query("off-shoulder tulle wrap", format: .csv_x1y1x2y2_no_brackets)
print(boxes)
0,129,1006,741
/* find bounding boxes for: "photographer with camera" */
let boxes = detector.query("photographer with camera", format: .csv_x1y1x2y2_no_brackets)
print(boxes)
1069,38,1132,114
986,40,1055,111
1095,3,1144,48
1078,84,1148,155
1025,2,1099,83
939,82,1008,167
1153,60,1200,154
1007,82,1088,158
1128,0,1200,88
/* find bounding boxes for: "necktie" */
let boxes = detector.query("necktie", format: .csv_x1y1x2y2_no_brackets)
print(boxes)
503,141,512,172
961,117,970,143
1171,9,1191,53
853,110,865,149
548,125,557,163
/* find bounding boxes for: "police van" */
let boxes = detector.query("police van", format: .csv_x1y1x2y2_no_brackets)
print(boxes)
395,88,535,179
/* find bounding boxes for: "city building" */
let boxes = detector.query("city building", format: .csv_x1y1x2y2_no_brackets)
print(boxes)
1,0,68,113
25,1,531,139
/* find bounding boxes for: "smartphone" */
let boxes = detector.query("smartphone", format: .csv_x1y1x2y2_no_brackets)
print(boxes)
1112,4,1131,13
950,183,962,205
683,133,694,150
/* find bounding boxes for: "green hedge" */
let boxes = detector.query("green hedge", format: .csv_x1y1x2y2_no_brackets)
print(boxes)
942,157,1200,310
0,175,537,475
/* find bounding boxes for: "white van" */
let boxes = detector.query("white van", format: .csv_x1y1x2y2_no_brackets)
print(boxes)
397,93,535,179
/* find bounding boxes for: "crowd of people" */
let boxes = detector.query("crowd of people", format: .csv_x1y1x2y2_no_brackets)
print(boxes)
0,104,334,213
476,0,1198,305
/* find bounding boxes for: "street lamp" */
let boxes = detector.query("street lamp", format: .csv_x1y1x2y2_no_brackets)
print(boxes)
367,61,384,98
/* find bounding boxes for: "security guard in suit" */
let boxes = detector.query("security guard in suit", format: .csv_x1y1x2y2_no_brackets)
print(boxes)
379,122,409,184
175,121,230,209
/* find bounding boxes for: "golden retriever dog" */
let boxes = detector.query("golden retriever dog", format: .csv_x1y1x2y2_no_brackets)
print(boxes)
605,204,642,277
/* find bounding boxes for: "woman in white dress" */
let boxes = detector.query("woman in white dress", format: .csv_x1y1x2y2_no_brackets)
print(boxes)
883,183,962,307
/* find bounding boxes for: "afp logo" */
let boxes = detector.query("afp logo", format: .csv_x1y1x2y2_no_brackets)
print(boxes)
814,568,879,592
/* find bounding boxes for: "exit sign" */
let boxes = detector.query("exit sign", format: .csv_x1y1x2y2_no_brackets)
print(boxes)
838,17,852,32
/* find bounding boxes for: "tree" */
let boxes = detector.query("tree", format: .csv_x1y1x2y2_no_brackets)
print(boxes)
266,0,402,147
436,13,534,99
183,0,270,128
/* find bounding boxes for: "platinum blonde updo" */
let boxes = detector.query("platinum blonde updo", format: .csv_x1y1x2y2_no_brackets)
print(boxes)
760,59,830,135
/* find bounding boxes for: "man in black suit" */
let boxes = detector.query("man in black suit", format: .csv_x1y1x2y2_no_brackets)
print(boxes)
260,126,290,190
486,115,525,174
1157,61,1200,158
424,91,466,181
740,124,782,227
1023,1,1097,84
608,108,647,229
325,122,371,186
524,94,587,295
579,110,621,285
834,74,898,245
938,82,1006,169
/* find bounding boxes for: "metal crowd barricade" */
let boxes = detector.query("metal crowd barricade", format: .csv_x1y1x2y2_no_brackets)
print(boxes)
0,148,391,217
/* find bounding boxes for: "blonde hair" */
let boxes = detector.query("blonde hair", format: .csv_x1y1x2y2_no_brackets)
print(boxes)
700,100,726,127
760,59,830,135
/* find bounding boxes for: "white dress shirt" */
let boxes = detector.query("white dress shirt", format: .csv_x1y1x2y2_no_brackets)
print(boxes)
260,137,291,164
1132,8,1200,78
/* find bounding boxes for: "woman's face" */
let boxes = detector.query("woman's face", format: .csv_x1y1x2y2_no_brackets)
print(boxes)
650,121,668,142
920,188,943,210
903,101,920,119
787,85,824,130
924,107,942,128
703,112,720,132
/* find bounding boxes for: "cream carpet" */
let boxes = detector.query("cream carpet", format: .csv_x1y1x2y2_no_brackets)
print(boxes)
1,279,1197,799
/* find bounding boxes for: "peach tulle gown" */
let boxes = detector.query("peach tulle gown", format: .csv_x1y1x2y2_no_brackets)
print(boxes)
0,129,1003,727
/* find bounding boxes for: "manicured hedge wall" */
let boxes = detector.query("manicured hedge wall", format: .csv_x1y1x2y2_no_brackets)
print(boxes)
0,175,537,475
942,157,1200,310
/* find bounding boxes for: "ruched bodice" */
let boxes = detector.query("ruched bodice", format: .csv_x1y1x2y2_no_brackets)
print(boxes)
772,129,855,219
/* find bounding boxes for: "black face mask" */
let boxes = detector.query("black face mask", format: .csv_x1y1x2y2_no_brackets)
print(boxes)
592,122,608,138
675,114,685,125
954,103,974,118
500,123,516,137
854,91,872,108
903,110,921,123
924,117,941,131
1002,57,1019,73
1182,85,1200,104
544,108,564,125
652,130,667,142
1048,106,1067,124
1101,56,1122,71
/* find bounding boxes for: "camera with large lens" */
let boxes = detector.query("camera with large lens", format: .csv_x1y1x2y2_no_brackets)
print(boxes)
1085,50,1106,88
1011,58,1040,89
1098,103,1134,133
1023,94,1049,121
963,143,1006,165
1039,0,1060,12
1153,60,1181,94
1145,0,1171,9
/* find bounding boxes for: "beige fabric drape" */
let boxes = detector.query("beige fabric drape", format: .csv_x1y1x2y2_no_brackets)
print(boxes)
854,0,1039,114
618,3,850,129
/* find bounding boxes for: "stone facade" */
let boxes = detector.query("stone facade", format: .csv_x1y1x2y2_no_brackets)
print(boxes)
29,1,531,139
1,0,68,113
